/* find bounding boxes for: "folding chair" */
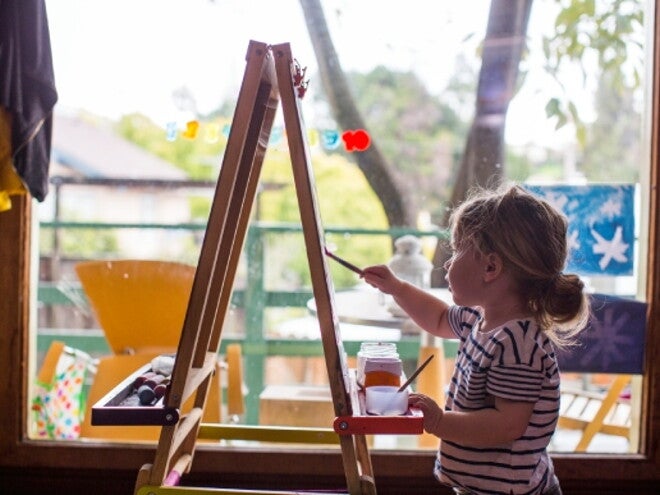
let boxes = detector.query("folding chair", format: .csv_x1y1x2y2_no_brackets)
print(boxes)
556,293,647,452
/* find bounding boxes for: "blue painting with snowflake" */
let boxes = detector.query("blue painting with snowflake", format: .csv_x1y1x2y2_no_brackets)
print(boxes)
525,184,635,276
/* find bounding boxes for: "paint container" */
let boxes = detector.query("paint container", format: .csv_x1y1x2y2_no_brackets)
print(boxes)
365,386,409,415
356,342,399,386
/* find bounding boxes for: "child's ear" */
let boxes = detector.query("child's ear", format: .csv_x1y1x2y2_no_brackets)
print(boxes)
483,253,503,281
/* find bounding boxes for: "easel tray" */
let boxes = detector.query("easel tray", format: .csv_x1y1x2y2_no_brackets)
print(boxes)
333,372,424,435
91,363,179,426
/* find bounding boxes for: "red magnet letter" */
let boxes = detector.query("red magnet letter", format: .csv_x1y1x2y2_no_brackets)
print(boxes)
342,129,370,152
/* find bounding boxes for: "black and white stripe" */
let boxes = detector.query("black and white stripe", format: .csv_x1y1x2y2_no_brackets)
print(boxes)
434,306,560,495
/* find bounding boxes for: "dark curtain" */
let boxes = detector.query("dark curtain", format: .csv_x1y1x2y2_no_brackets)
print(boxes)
0,0,58,201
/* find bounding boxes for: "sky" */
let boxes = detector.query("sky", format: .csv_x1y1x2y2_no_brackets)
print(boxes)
44,0,582,148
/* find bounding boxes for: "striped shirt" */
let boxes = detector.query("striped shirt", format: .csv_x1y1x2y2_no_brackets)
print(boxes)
434,305,561,495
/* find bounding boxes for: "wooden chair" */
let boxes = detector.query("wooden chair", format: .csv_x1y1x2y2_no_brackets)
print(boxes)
75,260,197,356
75,260,237,441
558,374,633,451
556,293,647,452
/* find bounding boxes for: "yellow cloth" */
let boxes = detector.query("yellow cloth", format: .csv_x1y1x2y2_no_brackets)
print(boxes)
0,107,27,212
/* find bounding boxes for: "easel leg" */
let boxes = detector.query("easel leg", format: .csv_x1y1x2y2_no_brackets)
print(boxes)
355,435,377,495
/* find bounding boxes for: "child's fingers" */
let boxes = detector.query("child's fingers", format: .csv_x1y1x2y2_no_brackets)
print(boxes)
409,393,443,435
408,393,430,409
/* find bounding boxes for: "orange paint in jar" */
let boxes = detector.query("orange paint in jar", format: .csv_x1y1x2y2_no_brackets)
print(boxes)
363,357,402,388
364,370,401,387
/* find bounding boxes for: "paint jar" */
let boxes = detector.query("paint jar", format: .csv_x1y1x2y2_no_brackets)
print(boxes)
357,342,398,386
365,386,409,416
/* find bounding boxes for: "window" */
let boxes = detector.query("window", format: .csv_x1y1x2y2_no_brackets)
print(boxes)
1,1,659,493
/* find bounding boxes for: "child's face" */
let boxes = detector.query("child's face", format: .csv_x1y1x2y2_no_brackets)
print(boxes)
444,242,486,307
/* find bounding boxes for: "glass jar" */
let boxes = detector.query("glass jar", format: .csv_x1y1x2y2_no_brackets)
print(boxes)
357,342,399,387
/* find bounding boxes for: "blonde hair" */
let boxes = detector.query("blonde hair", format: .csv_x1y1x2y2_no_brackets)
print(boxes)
449,184,589,346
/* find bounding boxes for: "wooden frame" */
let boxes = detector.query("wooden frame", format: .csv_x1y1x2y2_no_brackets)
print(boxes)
1,22,660,494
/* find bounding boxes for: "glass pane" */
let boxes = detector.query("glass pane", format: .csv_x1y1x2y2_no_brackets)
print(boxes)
34,0,649,456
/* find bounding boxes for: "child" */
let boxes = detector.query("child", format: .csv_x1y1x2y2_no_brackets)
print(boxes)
361,185,589,495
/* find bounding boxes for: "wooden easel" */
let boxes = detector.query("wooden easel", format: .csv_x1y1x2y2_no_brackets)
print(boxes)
93,40,421,495
131,39,376,495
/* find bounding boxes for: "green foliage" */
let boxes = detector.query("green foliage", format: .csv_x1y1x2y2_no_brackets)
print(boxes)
348,66,469,219
189,196,212,221
531,161,566,182
543,0,644,147
258,148,390,288
580,71,641,181
113,111,393,288
539,0,644,181
115,113,228,179
505,149,532,182
40,228,119,258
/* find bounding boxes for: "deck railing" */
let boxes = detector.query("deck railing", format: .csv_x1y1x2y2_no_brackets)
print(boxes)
38,185,447,424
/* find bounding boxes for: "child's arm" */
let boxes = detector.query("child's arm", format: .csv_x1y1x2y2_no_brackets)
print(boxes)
361,265,454,339
410,393,535,446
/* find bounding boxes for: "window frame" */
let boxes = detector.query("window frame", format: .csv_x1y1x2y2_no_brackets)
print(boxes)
1,9,660,495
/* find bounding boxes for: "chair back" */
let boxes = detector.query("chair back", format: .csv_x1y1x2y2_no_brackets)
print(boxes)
75,259,195,355
556,293,647,374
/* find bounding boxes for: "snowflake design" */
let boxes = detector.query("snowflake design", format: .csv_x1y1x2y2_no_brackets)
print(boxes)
541,191,569,215
591,225,629,270
526,184,634,275
577,306,637,371
567,229,580,252
600,196,623,219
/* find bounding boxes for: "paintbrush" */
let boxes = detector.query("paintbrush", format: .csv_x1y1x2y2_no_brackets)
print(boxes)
324,247,363,275
398,354,434,392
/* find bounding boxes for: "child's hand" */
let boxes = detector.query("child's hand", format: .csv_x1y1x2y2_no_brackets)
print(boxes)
361,264,401,295
409,392,443,436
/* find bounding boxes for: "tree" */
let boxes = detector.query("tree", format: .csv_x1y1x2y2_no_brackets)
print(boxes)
431,0,533,285
349,66,468,219
299,0,533,284
298,0,415,227
299,0,643,287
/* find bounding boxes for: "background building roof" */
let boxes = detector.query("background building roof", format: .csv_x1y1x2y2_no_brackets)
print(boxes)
52,114,187,180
